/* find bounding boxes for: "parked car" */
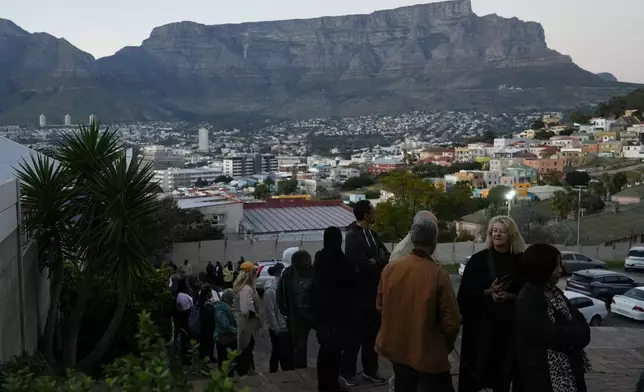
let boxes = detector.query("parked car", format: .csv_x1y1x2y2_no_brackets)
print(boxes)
560,251,606,274
255,259,291,293
563,290,608,326
565,269,639,302
611,287,644,321
625,247,644,272
458,256,471,277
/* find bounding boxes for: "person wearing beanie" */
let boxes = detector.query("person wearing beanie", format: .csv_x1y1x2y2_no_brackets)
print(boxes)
264,262,294,373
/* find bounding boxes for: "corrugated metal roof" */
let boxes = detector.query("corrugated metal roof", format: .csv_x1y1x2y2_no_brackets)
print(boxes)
242,206,355,234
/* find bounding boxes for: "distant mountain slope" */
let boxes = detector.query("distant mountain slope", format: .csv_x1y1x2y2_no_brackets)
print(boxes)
596,72,618,82
0,0,636,124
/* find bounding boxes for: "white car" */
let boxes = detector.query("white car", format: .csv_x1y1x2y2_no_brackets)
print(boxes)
458,256,471,277
625,247,644,272
611,287,644,321
563,290,608,326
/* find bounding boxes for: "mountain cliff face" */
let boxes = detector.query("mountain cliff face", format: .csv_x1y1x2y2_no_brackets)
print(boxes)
0,0,633,124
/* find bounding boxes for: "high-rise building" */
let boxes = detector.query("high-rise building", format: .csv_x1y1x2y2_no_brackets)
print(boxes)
223,155,256,177
89,114,97,125
198,128,209,152
154,167,223,191
142,145,185,170
39,114,46,127
257,154,278,173
64,114,72,126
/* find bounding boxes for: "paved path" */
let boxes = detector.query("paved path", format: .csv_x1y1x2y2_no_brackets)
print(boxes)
192,327,644,391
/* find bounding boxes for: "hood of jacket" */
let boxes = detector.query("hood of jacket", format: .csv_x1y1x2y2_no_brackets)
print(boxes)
282,247,299,264
347,221,360,233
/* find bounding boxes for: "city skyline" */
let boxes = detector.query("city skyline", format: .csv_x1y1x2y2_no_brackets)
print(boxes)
1,0,643,83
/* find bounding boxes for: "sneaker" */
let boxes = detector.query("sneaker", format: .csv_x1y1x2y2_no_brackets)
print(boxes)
340,376,358,387
362,373,387,383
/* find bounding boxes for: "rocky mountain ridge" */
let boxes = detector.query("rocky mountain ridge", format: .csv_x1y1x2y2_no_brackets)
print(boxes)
0,0,634,125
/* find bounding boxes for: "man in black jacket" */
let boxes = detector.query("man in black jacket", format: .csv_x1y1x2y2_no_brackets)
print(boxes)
340,200,390,386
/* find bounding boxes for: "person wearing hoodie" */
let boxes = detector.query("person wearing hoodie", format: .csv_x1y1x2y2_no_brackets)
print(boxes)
311,226,359,392
214,289,238,372
341,200,390,386
264,262,295,373
277,248,315,369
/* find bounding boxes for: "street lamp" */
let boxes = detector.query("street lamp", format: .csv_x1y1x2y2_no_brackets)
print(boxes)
505,190,517,216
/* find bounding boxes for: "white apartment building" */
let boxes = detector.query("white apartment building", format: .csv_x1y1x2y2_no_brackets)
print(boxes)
484,171,502,188
623,145,644,159
223,154,278,177
198,128,209,152
142,145,185,170
154,167,223,191
330,167,360,181
176,196,243,234
64,114,72,126
39,114,46,127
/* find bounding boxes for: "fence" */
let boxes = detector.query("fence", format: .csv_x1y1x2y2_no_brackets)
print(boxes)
171,236,634,273
0,178,50,363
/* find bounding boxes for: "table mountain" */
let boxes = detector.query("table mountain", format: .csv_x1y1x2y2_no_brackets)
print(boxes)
0,0,634,124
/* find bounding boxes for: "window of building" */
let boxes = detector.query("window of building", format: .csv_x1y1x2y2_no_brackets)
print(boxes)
211,214,226,226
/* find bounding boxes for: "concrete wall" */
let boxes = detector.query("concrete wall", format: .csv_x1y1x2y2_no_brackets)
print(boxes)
0,179,50,363
172,237,634,273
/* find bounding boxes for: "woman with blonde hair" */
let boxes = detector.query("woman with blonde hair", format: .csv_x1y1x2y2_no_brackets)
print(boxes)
457,215,526,392
232,261,263,376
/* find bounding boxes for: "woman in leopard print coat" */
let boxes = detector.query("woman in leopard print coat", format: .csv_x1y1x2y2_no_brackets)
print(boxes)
515,244,591,392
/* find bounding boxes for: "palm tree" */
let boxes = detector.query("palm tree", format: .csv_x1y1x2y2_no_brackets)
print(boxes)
17,121,161,371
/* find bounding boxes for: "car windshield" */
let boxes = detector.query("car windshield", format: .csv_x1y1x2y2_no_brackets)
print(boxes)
624,289,644,301
628,250,644,258
570,274,593,284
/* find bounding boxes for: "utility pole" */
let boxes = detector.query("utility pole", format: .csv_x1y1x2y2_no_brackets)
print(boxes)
576,186,583,251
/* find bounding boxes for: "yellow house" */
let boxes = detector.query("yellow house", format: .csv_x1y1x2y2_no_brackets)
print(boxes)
598,141,623,154
595,131,618,141
517,129,537,139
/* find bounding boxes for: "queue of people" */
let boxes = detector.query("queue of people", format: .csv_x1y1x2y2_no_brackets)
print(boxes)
167,203,595,392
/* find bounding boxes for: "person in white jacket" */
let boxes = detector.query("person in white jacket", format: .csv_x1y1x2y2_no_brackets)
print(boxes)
389,211,439,263
233,261,263,376
264,262,295,373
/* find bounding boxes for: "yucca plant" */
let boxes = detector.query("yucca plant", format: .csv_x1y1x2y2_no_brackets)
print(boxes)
16,121,163,372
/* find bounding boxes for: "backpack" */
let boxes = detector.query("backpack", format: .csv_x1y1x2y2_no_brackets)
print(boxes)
188,306,201,337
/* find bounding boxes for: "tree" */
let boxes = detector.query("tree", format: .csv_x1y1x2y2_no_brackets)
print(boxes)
341,175,375,190
252,183,271,200
194,177,208,187
534,130,555,140
17,122,164,372
570,110,591,124
565,170,591,187
551,191,574,220
373,201,413,243
277,177,299,195
213,175,232,184
531,119,546,130
610,172,628,194
487,185,512,207
540,171,564,186
559,128,575,136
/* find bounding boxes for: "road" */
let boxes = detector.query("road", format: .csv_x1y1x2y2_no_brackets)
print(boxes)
252,271,644,370
586,161,644,176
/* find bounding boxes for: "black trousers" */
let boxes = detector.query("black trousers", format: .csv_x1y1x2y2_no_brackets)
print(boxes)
216,340,237,376
317,324,345,392
340,309,380,378
199,335,214,363
269,330,295,373
290,320,313,369
236,336,256,376
393,363,455,392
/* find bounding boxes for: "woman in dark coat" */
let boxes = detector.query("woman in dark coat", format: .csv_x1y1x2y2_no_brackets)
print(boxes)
516,244,591,392
457,215,525,392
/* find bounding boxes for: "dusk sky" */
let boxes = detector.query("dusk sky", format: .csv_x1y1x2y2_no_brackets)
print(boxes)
1,0,643,82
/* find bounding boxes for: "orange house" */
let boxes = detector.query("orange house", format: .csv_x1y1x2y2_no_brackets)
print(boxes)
523,158,565,176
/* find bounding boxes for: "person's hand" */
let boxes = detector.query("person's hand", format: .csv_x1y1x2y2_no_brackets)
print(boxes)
486,278,505,295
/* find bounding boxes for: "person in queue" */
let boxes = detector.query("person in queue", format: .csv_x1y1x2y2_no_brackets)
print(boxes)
376,219,460,392
457,215,525,392
214,289,238,372
388,210,439,263
233,261,263,376
341,200,389,386
516,244,591,392
277,249,315,369
223,260,235,289
310,226,359,392
264,262,295,373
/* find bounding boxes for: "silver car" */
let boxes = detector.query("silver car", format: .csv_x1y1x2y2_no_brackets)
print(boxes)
561,251,606,274
255,259,291,293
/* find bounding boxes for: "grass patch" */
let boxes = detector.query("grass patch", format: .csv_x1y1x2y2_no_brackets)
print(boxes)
606,260,625,271
442,263,460,274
